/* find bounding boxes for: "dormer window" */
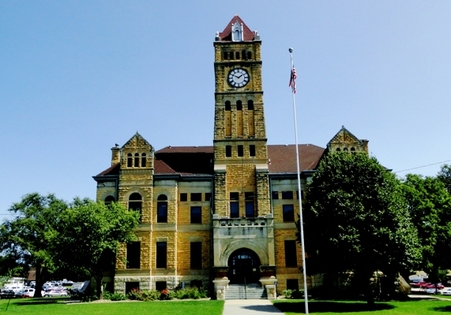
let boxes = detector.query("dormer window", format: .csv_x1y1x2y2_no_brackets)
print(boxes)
231,21,243,42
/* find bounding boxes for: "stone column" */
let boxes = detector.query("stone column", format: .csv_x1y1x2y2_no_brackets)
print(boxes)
260,275,278,300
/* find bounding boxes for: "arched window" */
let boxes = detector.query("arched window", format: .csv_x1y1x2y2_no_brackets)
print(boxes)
104,195,115,206
350,147,356,154
134,153,139,167
247,100,254,110
225,101,231,111
157,194,168,223
129,193,142,221
127,153,133,167
141,153,146,167
234,29,241,41
343,148,348,152
336,148,341,152
236,100,242,110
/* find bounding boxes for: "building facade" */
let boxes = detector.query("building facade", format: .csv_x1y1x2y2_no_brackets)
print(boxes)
93,16,369,299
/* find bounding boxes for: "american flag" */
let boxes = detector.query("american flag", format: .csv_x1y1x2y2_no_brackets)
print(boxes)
289,67,297,93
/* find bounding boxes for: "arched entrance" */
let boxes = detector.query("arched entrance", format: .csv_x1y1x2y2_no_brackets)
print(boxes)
227,248,261,284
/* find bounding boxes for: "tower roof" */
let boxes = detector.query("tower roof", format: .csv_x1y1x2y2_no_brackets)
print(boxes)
218,15,256,41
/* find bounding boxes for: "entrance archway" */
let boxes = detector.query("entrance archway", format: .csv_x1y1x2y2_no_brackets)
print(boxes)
227,248,261,284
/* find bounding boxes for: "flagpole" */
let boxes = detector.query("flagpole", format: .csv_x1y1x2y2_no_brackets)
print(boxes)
289,47,309,315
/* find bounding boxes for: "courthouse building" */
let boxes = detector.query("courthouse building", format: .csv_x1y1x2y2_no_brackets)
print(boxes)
93,16,369,299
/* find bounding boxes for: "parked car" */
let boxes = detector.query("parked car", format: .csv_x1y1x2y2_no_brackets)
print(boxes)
44,289,68,297
0,290,15,299
22,288,35,298
442,288,451,296
425,287,438,294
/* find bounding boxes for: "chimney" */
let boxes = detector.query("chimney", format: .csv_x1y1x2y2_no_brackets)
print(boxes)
111,144,120,165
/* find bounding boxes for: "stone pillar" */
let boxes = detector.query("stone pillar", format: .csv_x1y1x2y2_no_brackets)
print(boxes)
213,278,230,300
260,275,278,300
212,266,230,300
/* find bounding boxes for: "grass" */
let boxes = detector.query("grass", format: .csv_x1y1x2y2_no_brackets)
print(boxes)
272,298,451,314
1,296,450,315
0,298,224,315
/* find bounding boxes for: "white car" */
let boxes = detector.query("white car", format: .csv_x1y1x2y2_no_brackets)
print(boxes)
44,289,68,297
425,287,438,294
22,288,35,298
441,288,451,296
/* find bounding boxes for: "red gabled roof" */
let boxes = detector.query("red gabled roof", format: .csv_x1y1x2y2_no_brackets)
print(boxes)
268,144,325,173
95,163,120,177
94,144,325,179
219,15,255,41
157,146,213,154
154,159,177,174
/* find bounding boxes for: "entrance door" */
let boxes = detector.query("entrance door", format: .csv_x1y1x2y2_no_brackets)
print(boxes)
227,248,261,284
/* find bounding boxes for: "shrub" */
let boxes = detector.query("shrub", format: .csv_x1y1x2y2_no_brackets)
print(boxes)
127,289,161,301
104,291,126,301
282,289,304,299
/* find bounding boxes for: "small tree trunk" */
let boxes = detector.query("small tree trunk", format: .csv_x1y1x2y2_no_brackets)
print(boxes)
95,275,103,300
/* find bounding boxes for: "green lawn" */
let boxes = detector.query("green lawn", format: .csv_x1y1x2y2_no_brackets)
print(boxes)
0,298,224,315
272,298,451,314
2,297,451,315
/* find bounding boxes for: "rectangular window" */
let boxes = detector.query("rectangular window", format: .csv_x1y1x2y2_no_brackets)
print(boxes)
126,282,139,295
190,280,202,288
205,193,212,202
249,145,256,157
226,145,232,157
230,202,239,218
282,191,294,199
157,202,167,223
230,192,239,218
237,145,244,157
190,242,202,269
283,204,295,222
156,281,167,291
180,193,187,202
126,242,140,269
286,279,299,291
156,242,167,268
272,191,279,200
245,202,255,217
245,192,255,217
191,193,202,202
191,206,202,224
285,240,298,267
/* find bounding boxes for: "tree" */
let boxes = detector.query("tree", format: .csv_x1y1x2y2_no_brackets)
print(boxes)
0,193,68,297
437,164,451,194
53,199,139,298
401,174,451,284
302,152,421,303
0,194,139,299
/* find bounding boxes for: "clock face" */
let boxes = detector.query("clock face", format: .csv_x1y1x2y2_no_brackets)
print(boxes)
228,68,249,88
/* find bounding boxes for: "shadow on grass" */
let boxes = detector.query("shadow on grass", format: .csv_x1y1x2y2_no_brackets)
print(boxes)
273,301,395,313
14,298,69,306
434,305,451,312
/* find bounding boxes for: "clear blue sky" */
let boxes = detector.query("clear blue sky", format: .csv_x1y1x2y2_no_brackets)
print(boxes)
2,1,451,219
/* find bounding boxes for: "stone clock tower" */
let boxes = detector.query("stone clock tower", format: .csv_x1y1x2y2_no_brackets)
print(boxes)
212,16,276,299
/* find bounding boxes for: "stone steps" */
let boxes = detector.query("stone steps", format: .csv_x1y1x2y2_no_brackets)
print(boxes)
225,283,267,300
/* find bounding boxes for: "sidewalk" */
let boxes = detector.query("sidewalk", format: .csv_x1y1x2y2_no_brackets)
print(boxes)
222,299,283,315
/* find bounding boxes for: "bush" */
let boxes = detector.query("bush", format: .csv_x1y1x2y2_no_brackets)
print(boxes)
282,289,304,299
103,291,126,301
127,289,160,301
